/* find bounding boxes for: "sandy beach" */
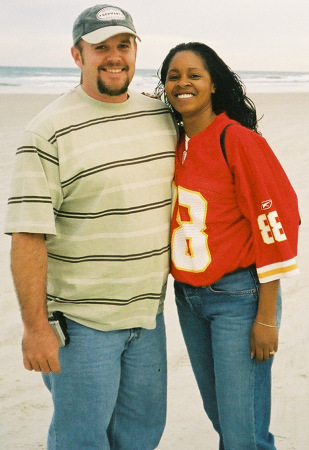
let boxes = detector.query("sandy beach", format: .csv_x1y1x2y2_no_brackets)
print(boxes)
0,92,308,449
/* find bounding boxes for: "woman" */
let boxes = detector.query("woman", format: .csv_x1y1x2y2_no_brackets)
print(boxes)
156,43,299,449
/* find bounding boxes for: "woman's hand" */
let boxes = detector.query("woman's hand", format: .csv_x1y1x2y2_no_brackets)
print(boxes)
250,279,280,363
250,321,278,363
141,92,159,99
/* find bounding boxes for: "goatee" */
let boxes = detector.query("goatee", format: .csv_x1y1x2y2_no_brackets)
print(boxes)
97,78,129,97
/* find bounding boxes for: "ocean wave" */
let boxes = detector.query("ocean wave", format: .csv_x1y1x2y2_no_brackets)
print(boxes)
1,66,309,94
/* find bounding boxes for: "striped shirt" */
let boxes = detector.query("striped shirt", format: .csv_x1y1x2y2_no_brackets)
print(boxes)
5,86,177,331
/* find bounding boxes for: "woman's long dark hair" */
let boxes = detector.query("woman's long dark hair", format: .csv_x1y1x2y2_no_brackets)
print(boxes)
155,42,259,133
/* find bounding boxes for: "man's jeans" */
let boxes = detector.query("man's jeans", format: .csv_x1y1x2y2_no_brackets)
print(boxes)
175,266,281,450
43,313,167,450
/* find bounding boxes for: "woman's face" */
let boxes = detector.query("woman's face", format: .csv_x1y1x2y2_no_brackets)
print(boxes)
164,50,215,121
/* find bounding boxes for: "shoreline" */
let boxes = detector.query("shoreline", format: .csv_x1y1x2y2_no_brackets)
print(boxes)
1,88,309,94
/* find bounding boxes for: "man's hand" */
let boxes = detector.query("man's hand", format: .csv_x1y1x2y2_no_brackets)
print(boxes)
22,323,61,373
10,233,61,373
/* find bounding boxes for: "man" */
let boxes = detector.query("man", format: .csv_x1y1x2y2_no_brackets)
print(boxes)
5,5,177,449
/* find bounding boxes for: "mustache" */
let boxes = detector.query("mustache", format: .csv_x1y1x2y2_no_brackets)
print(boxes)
98,63,129,71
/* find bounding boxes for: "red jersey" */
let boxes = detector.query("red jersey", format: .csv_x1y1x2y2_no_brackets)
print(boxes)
171,113,299,285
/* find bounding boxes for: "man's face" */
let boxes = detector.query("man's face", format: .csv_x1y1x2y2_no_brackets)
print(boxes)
72,33,137,103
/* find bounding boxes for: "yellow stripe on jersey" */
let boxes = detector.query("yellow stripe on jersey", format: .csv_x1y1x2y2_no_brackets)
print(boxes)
257,258,299,283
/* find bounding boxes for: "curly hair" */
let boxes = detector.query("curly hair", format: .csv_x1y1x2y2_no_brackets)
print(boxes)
155,42,260,133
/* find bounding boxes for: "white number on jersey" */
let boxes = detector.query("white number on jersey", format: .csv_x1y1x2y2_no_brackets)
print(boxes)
258,211,287,244
172,187,211,272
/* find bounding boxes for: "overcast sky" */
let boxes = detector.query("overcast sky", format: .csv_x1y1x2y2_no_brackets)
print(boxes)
1,0,308,72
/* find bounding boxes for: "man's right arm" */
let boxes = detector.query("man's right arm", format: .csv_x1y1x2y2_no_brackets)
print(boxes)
11,233,61,373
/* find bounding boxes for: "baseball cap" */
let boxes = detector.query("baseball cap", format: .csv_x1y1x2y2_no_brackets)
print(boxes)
73,4,141,45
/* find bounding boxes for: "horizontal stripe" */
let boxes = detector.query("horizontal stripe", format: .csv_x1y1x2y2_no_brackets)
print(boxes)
257,258,299,282
5,221,56,233
47,292,161,306
257,258,297,274
61,151,174,188
259,269,299,284
54,198,171,219
258,263,299,279
49,108,171,144
60,130,176,165
8,195,52,205
47,245,170,263
62,176,172,202
50,224,170,241
48,270,169,286
16,146,58,165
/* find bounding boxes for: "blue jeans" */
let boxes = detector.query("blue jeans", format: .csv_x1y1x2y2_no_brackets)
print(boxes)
43,313,167,450
174,266,281,450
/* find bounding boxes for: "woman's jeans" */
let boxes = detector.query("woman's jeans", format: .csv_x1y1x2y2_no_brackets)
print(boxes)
42,313,167,450
174,266,281,450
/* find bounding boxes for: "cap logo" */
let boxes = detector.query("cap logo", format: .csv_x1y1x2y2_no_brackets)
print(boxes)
96,7,126,22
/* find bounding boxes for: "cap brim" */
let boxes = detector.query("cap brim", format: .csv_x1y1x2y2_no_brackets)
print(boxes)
81,25,141,44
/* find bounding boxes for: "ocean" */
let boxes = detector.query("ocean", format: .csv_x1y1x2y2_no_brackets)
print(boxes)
1,66,309,95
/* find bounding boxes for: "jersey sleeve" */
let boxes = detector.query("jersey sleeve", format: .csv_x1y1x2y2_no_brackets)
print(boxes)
225,126,300,283
5,129,62,235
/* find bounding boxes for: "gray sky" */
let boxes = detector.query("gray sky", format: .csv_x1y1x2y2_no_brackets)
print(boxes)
1,0,308,71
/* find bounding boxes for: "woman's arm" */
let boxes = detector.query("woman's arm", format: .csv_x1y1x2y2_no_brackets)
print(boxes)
250,279,279,364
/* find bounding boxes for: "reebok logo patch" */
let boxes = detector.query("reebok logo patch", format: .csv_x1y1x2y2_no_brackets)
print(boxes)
261,199,272,210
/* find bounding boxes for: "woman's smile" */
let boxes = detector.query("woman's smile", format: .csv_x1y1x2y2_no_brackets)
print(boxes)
165,50,216,134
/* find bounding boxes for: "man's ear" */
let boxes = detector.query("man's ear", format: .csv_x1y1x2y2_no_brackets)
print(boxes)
71,46,83,69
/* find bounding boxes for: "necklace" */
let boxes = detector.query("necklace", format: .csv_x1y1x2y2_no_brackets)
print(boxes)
182,135,190,164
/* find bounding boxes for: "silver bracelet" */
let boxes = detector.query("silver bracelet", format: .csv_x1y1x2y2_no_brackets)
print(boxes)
256,321,277,328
